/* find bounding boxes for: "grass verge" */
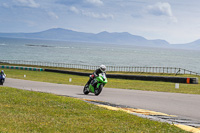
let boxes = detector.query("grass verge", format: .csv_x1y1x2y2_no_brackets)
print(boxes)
3,68,200,95
0,87,188,132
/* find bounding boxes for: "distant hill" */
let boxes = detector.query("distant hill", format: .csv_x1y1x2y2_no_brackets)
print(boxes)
0,28,199,49
183,39,200,49
0,28,169,47
169,39,200,50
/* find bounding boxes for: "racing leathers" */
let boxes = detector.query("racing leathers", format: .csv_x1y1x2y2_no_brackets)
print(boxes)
86,68,106,86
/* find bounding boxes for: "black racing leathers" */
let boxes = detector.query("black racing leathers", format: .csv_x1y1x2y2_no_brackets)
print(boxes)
93,68,103,77
86,68,106,85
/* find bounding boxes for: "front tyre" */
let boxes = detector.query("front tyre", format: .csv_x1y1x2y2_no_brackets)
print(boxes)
0,81,3,85
83,84,89,95
94,84,103,96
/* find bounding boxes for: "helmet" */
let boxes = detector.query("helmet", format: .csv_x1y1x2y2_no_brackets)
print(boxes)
100,65,106,72
1,70,4,73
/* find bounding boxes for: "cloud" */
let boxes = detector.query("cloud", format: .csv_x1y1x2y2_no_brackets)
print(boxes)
146,2,177,22
70,6,80,14
56,0,81,6
85,0,103,6
0,0,40,8
69,6,113,19
82,10,114,19
57,0,103,7
47,11,59,19
14,0,40,8
2,3,10,8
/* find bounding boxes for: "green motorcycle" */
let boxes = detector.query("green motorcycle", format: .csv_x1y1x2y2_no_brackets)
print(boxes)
83,73,108,96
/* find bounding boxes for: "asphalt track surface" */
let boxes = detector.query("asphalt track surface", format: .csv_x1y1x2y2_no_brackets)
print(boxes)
4,78,200,123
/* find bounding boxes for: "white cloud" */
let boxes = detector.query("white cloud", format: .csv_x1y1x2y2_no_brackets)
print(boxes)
82,10,114,19
69,6,114,19
2,3,10,8
85,0,103,6
147,2,177,22
47,11,59,19
69,6,80,14
14,0,40,8
57,0,103,7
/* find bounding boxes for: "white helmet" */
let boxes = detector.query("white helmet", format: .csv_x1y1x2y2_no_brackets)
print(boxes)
100,65,106,72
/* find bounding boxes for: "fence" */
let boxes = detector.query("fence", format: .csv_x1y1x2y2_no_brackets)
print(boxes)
0,60,199,76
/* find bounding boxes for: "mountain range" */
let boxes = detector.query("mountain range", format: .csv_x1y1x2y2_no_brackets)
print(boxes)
0,28,199,49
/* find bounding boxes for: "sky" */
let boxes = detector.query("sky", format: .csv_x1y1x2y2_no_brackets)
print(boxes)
0,0,200,44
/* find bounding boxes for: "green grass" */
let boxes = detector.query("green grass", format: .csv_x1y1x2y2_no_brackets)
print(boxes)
3,68,200,95
0,87,188,133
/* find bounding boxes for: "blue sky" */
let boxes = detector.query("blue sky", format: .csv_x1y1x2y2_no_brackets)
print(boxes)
0,0,200,44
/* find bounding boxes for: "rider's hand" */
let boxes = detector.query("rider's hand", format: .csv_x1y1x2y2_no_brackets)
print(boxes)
94,74,98,77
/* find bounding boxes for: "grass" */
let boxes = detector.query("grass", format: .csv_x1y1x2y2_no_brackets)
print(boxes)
0,87,188,133
3,68,200,95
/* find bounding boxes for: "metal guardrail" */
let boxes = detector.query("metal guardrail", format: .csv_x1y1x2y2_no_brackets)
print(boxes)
0,60,200,76
45,69,199,84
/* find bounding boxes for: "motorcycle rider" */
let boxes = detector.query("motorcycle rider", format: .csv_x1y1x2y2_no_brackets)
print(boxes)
86,65,106,86
0,70,6,83
1,70,5,77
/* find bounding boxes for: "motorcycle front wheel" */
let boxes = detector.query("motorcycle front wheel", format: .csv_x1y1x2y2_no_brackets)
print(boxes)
0,81,3,85
83,84,89,95
94,84,103,96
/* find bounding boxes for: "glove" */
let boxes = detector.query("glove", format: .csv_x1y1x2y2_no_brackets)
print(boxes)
90,74,95,79
94,74,98,77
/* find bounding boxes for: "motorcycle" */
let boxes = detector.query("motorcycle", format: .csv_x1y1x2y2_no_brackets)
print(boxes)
83,73,108,96
0,74,5,85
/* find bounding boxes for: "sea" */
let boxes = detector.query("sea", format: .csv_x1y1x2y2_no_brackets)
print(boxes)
0,37,200,73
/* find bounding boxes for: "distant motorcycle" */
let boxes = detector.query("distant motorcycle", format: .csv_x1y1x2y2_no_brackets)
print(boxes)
0,74,5,85
83,73,108,96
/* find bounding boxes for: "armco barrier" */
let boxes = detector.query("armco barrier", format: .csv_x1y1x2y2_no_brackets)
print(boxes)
44,69,198,84
107,74,198,84
0,65,44,71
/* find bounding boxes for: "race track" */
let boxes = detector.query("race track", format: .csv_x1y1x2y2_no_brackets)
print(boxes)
3,78,200,123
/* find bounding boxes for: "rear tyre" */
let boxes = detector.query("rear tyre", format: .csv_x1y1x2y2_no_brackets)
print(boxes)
94,84,103,96
83,84,89,95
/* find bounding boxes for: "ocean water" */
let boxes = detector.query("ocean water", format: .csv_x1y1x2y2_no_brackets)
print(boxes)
0,37,200,73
